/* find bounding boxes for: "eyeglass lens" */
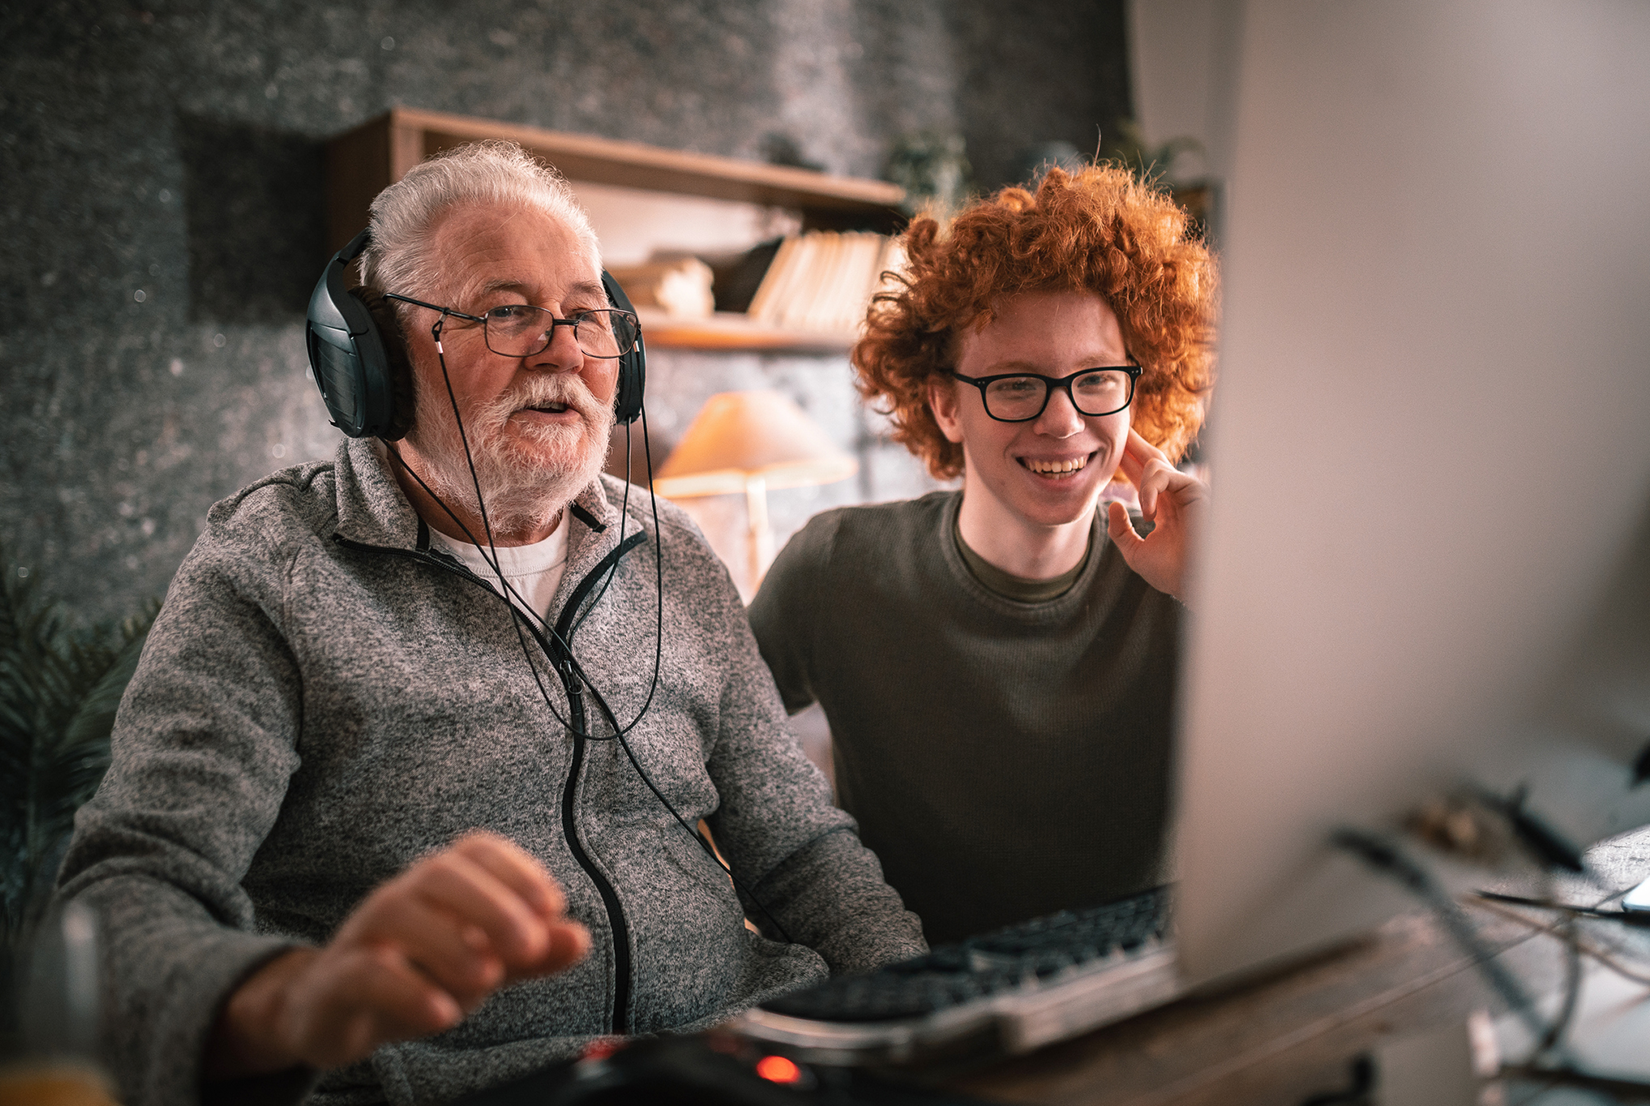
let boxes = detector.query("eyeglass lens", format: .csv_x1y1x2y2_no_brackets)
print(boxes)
483,305,638,358
983,369,1134,420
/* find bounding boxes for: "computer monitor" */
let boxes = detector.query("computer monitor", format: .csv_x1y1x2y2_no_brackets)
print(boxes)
1172,0,1650,986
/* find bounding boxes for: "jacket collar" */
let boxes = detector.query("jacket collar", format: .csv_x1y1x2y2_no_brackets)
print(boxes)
332,437,625,570
333,437,423,549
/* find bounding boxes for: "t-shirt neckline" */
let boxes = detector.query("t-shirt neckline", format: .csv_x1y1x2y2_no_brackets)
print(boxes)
950,506,1096,603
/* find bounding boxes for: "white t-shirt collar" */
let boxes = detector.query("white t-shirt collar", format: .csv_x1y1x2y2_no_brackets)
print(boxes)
427,510,571,620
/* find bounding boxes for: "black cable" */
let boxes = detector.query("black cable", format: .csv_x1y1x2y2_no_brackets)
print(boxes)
1471,892,1650,988
382,437,578,733
519,410,664,744
421,344,662,743
577,670,795,944
405,320,646,737
1330,828,1559,1056
569,420,631,638
1474,890,1650,927
602,405,667,740
1538,914,1583,1054
539,445,787,943
1500,1063,1650,1100
407,324,786,937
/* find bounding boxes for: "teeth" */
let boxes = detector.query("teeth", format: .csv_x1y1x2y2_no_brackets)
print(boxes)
1024,456,1088,475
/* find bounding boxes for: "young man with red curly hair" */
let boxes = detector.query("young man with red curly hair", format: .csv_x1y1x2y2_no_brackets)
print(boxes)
748,166,1218,944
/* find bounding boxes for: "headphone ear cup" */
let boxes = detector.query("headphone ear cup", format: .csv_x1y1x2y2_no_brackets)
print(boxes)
613,337,646,426
306,229,402,439
358,290,416,441
601,271,646,425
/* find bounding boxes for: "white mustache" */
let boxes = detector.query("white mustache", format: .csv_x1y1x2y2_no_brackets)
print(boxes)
480,374,606,426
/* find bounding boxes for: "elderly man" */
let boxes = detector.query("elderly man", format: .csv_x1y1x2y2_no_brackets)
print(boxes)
749,165,1217,945
56,142,924,1106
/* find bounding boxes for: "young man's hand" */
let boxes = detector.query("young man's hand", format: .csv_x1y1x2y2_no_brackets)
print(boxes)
204,831,590,1078
1106,429,1208,605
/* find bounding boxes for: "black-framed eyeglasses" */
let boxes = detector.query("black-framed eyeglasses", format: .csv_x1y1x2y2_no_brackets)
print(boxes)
383,292,640,359
949,365,1142,422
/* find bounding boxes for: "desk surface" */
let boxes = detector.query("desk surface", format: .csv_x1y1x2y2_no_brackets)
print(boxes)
942,834,1650,1106
942,911,1529,1106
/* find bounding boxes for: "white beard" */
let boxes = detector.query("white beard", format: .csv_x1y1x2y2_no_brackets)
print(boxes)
406,372,615,540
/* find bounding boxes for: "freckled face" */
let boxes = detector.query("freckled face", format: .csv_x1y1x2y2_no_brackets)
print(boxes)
931,289,1133,531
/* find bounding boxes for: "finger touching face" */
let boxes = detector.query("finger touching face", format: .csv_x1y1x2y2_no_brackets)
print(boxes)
1117,427,1165,487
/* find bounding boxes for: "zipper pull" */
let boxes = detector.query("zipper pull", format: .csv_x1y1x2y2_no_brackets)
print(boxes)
559,662,588,735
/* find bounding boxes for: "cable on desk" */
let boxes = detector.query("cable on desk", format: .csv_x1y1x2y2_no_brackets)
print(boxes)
1500,1063,1650,1104
1330,827,1560,1061
1470,895,1650,987
1539,914,1583,1055
1475,890,1650,926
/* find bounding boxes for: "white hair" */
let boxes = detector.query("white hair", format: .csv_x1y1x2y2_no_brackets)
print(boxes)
359,141,601,306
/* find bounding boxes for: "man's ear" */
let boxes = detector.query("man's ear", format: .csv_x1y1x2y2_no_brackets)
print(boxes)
928,378,966,444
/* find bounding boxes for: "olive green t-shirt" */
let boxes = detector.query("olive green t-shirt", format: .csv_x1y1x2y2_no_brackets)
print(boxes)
952,510,1091,602
748,491,1182,944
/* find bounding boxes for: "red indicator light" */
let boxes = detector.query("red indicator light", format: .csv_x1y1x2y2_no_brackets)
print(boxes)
755,1055,802,1084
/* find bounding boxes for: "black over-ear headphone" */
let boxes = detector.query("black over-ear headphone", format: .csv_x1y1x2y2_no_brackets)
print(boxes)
305,228,647,439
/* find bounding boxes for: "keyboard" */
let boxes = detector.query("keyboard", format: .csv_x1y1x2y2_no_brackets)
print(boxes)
733,887,1183,1065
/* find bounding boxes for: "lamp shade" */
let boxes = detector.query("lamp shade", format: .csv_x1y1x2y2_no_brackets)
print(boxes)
653,390,858,499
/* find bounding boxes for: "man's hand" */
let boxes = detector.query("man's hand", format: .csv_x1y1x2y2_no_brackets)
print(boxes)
205,831,590,1079
1105,429,1209,605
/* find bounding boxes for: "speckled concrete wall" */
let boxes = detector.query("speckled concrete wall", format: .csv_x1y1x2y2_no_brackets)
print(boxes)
0,0,1130,625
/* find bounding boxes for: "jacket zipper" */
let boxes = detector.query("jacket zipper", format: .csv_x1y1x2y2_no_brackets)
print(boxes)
555,668,631,1034
333,532,639,1035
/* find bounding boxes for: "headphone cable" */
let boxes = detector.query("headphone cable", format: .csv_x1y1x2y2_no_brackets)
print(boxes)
398,321,785,933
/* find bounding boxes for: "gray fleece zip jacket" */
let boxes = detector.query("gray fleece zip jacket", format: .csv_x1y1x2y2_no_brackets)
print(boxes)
56,437,924,1106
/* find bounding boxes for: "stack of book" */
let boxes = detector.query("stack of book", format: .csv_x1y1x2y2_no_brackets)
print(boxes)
746,231,904,336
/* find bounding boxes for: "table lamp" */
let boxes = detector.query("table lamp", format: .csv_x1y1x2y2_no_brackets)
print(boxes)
653,390,858,587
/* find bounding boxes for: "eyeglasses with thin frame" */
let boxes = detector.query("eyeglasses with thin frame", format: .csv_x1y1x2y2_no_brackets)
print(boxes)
382,292,640,359
949,365,1142,422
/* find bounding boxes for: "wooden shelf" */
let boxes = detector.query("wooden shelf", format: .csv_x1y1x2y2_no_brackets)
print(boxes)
325,106,906,256
325,108,904,351
634,310,857,353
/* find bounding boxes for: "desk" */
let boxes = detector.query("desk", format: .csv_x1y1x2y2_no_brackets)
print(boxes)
946,911,1552,1106
459,874,1650,1105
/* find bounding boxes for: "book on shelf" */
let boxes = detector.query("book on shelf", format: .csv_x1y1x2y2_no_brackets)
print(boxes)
746,230,904,338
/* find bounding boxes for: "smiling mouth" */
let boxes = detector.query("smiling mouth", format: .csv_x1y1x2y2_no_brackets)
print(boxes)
1019,454,1091,477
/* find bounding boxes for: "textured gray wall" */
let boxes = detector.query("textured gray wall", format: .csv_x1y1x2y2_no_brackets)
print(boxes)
0,0,1130,625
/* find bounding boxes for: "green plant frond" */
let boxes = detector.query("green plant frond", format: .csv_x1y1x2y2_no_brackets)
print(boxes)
63,628,150,753
0,541,161,945
39,631,152,836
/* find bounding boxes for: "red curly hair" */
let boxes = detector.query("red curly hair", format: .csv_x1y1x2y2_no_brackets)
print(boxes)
854,165,1218,480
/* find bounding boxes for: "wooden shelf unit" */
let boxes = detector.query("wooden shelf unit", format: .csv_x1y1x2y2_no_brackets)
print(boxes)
632,310,860,353
325,108,905,351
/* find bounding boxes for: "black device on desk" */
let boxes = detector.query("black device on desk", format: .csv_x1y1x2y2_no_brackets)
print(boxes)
732,886,1179,1066
453,1034,991,1106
